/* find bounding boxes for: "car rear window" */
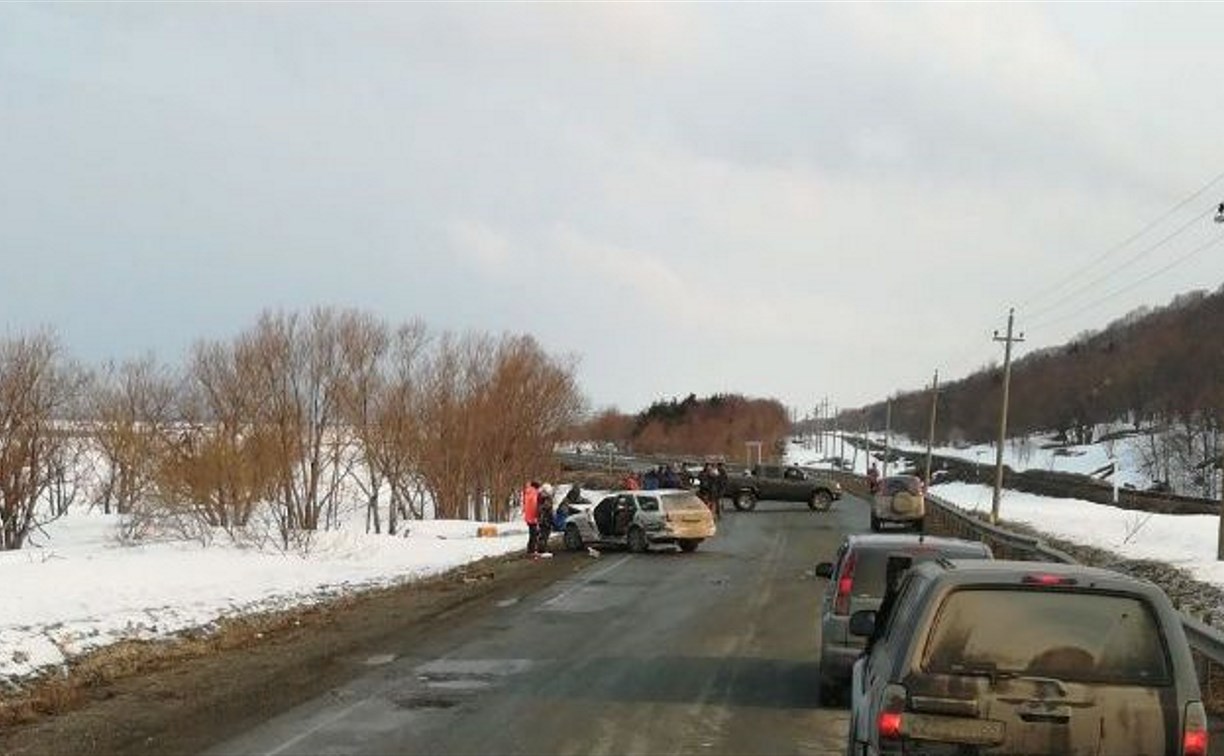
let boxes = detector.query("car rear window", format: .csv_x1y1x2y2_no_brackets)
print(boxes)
851,545,988,597
922,588,1171,685
883,477,922,496
659,492,707,513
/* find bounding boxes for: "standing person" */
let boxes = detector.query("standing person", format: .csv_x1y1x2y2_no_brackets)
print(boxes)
642,467,659,490
536,483,555,557
522,480,541,558
867,463,881,494
713,462,728,519
697,463,717,518
661,464,680,489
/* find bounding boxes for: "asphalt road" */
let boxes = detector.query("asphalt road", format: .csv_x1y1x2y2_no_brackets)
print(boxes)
207,497,865,756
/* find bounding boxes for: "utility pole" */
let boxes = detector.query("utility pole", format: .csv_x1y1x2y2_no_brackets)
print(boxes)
991,308,1024,525
884,398,892,478
1218,428,1224,559
860,416,868,473
924,370,939,486
836,406,844,468
822,397,830,458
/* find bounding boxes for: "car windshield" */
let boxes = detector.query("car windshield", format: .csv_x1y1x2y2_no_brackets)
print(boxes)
923,588,1171,684
659,492,707,513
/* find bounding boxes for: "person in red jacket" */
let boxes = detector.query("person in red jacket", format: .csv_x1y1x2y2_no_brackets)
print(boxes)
522,480,541,558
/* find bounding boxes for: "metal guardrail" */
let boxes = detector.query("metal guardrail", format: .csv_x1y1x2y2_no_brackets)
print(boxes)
925,491,1224,681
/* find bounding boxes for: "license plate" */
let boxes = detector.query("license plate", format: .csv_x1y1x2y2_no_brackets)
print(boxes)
903,714,1005,745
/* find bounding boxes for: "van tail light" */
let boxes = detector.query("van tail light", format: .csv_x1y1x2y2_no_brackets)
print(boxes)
834,551,857,615
877,683,907,741
1183,701,1208,756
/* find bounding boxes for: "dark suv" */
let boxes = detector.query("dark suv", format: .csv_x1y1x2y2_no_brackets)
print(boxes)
847,560,1208,756
815,534,992,705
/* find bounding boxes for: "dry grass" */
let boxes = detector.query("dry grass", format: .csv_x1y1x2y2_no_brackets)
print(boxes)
0,606,324,728
0,563,491,732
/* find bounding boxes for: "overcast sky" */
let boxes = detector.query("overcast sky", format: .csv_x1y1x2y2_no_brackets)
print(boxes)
3,4,1224,417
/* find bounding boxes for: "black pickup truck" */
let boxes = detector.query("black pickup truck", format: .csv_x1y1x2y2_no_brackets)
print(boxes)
725,464,842,512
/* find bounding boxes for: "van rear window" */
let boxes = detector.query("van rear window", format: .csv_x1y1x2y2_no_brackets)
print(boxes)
922,588,1170,685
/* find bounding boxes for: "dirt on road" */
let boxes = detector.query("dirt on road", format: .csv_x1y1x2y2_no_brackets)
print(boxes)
0,551,590,756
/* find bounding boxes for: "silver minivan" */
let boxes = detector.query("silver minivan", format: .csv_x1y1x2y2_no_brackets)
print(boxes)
815,534,991,705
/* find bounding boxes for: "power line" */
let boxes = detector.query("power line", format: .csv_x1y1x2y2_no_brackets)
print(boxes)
1024,205,1215,322
1027,229,1224,334
1017,169,1224,311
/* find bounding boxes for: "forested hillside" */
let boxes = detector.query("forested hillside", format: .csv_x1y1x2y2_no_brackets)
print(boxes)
850,286,1224,497
574,394,790,462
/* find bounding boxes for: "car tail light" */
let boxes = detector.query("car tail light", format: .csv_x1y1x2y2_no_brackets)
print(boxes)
834,551,857,615
1183,701,1208,756
877,712,902,740
877,683,907,741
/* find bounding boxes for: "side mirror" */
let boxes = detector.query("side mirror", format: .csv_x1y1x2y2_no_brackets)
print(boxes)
815,562,834,579
849,610,877,638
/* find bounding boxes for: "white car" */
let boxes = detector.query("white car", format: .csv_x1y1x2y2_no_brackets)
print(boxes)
561,489,716,553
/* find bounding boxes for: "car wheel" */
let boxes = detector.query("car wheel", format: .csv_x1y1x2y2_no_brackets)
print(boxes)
809,490,833,512
563,524,583,551
734,491,757,512
627,526,648,553
870,512,881,532
677,539,700,553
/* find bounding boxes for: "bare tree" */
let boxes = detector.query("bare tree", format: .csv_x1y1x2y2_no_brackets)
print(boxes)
0,331,82,550
147,340,278,538
89,355,179,515
334,311,393,534
412,332,583,522
239,308,360,543
362,321,431,535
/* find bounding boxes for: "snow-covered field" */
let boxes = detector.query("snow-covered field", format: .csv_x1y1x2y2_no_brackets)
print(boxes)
0,513,531,690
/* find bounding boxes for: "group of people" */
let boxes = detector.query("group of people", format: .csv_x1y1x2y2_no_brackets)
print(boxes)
520,480,586,559
620,461,728,520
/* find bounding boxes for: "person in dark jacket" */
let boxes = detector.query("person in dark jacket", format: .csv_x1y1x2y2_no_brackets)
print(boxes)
642,467,660,490
661,464,680,489
535,483,555,557
554,484,586,529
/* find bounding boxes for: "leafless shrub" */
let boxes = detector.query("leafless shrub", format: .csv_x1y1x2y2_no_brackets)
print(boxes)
88,356,180,515
414,332,583,522
237,309,355,546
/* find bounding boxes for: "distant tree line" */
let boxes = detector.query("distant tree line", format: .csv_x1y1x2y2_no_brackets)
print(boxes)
0,308,584,551
850,286,1224,496
573,393,790,463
